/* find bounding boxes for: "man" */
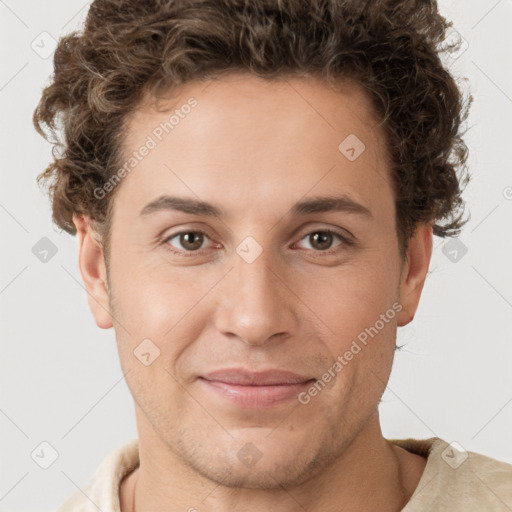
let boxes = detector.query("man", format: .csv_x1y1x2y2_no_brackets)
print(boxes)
33,0,512,511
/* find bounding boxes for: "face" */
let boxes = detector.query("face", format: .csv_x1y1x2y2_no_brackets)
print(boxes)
78,72,432,489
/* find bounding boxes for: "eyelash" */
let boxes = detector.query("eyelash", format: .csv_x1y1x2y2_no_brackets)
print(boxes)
161,228,353,258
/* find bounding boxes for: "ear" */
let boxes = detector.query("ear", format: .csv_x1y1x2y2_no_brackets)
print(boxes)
73,213,113,329
396,223,433,327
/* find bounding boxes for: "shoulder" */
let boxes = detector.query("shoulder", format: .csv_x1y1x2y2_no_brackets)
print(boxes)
390,437,512,511
53,438,139,512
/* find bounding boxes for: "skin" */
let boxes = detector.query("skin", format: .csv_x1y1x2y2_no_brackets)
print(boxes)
74,72,432,512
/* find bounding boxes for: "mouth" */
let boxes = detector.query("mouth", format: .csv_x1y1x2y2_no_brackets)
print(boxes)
198,368,316,408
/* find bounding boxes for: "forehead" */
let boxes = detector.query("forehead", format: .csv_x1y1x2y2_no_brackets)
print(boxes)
116,72,394,223
125,72,384,148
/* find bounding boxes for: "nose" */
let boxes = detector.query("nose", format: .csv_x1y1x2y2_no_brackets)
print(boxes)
213,246,299,347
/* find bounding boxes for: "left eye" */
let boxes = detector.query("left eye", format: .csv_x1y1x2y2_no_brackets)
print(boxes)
294,230,346,252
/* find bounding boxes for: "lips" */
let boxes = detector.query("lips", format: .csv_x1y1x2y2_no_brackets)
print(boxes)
199,368,316,408
201,368,314,386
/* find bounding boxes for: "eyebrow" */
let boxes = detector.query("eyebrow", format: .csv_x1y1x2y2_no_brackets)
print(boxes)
139,194,373,219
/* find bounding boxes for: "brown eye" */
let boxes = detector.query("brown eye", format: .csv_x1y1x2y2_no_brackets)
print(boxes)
309,232,335,250
180,232,204,250
164,231,209,252
295,229,347,253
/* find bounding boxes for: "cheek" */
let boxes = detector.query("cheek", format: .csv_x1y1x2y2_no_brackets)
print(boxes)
110,267,200,413
110,255,208,336
109,260,217,384
303,257,400,348
297,251,400,402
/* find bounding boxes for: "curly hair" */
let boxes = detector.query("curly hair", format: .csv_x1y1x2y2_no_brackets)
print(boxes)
33,0,472,262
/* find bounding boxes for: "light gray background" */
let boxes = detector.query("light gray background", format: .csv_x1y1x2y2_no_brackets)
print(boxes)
1,1,512,511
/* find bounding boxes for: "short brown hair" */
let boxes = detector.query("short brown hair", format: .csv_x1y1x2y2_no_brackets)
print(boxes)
33,0,472,261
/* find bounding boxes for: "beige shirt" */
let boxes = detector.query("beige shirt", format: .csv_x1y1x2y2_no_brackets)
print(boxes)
54,437,512,511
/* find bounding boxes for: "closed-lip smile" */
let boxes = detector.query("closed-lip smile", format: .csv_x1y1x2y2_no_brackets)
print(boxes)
199,368,316,408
